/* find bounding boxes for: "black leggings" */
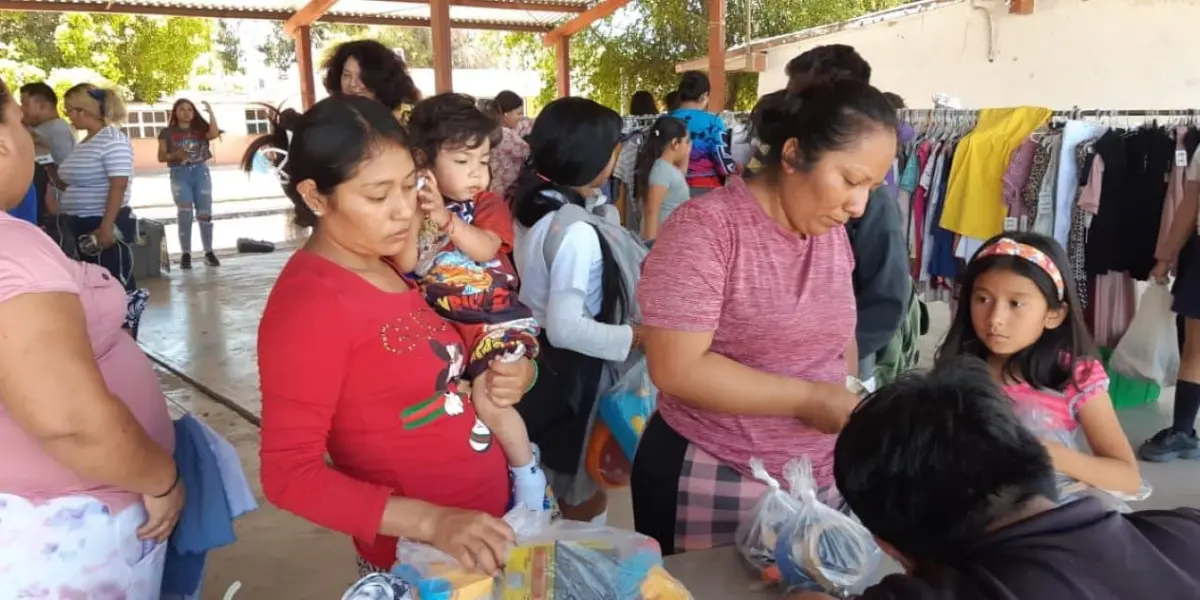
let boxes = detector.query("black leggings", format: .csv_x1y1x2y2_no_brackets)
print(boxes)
630,413,689,556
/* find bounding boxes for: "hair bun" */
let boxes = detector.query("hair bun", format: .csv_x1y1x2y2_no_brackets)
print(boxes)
277,108,302,132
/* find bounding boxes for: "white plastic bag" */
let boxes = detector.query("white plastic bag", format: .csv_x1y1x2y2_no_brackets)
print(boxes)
734,458,879,596
1017,404,1153,513
1110,284,1179,385
393,507,693,600
772,459,880,596
733,458,807,579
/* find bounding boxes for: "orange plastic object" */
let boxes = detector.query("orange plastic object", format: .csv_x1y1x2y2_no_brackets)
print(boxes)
585,421,632,488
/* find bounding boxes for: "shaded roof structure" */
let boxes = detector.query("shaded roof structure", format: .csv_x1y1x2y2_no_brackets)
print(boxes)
0,0,593,31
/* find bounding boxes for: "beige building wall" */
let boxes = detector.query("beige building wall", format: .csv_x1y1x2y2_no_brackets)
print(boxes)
756,0,1200,110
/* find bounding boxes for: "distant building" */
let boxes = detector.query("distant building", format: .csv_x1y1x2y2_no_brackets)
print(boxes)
127,67,542,169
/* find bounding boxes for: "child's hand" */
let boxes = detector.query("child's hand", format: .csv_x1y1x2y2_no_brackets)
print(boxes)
419,171,452,229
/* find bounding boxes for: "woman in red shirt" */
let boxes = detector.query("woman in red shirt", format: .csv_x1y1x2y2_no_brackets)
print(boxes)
241,96,535,576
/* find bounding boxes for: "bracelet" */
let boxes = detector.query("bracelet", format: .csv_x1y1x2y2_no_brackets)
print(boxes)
524,361,539,393
153,467,181,498
438,213,456,235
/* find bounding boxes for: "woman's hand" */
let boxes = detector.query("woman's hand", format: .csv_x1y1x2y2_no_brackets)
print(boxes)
92,226,116,249
481,357,535,408
139,478,186,543
418,172,452,229
800,382,860,434
1150,259,1172,284
427,507,515,574
201,100,214,115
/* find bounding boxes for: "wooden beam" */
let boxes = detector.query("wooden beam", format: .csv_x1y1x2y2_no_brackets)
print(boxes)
706,0,725,112
543,0,631,46
445,0,587,12
430,0,453,93
675,50,766,73
1009,0,1035,14
295,25,317,109
0,0,554,32
284,0,339,35
555,36,570,97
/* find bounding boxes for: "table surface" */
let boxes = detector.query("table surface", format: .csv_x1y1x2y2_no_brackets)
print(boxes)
664,545,903,599
663,546,776,599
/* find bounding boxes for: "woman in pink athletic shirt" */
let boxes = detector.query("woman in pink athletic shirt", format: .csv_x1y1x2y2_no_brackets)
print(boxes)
631,79,899,555
0,75,183,595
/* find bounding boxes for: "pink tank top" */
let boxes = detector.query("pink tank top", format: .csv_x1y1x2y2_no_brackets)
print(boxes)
0,214,174,510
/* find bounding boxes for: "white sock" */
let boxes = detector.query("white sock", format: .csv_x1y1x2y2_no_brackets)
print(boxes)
511,457,547,511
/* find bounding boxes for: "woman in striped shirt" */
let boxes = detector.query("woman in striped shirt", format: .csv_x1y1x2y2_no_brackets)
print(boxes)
58,84,138,292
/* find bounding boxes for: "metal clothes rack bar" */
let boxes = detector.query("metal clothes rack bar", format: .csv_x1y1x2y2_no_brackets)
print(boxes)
899,107,1200,120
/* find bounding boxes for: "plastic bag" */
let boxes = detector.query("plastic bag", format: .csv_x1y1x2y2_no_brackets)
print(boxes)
774,459,880,596
733,458,807,582
734,458,879,596
598,359,658,462
393,507,693,600
1016,404,1153,513
1110,284,1179,386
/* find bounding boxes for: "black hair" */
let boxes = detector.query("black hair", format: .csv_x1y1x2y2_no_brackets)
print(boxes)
168,98,211,134
407,93,502,167
18,81,57,107
239,96,410,228
490,90,523,115
883,92,906,110
750,79,897,175
676,71,710,103
633,116,687,204
785,44,872,93
512,97,626,323
663,90,681,112
323,40,421,110
835,356,1059,563
629,90,658,116
935,231,1097,392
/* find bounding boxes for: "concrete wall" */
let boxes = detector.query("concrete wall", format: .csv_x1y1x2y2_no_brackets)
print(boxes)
756,0,1200,109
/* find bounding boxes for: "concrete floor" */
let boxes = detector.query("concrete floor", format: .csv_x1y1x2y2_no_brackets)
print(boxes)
140,250,1200,599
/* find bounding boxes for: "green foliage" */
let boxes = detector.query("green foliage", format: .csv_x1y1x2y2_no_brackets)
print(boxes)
257,23,507,75
0,13,64,72
0,60,47,91
215,20,245,75
52,14,211,102
506,0,907,112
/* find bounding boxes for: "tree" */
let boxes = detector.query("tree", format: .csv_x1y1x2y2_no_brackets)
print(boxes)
54,14,212,101
257,23,506,75
215,20,245,75
0,13,65,73
505,0,907,112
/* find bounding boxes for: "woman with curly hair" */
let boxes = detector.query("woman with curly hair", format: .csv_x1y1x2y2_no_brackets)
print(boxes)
323,39,422,123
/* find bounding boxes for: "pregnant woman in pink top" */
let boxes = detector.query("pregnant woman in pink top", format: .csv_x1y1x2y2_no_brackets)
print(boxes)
0,76,184,596
631,80,899,555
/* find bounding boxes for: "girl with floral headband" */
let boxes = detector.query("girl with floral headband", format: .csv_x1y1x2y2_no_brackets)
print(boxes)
934,231,1142,499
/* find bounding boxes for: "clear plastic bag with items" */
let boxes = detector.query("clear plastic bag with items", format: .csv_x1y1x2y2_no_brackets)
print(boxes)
393,508,693,600
598,357,658,462
734,458,880,596
1016,404,1153,513
1110,283,1179,386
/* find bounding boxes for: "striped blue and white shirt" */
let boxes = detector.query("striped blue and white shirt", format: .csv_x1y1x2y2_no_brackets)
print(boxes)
57,125,133,218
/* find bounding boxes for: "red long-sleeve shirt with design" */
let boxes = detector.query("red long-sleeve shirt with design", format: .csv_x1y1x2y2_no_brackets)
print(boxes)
257,250,509,569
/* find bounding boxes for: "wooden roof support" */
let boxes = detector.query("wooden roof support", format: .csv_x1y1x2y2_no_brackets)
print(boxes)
0,0,555,32
542,0,631,46
430,0,453,93
706,0,725,112
284,0,339,35
1009,0,1035,15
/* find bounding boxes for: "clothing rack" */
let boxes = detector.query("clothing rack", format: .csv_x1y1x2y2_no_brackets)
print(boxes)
899,107,1200,121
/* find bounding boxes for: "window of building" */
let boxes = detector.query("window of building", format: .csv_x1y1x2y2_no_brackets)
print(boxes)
245,107,271,135
122,109,170,139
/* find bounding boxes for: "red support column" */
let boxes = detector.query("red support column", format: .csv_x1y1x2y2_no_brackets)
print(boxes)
430,0,453,93
706,0,726,112
294,25,316,110
555,36,570,98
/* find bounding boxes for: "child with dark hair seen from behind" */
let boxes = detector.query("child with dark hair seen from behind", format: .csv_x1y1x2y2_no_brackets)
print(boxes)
406,93,547,512
936,232,1140,496
787,357,1200,599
